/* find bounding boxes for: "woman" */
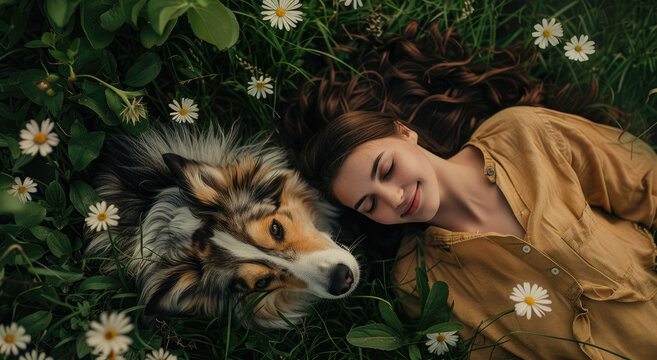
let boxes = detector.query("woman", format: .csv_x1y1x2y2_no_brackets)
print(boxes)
279,22,657,359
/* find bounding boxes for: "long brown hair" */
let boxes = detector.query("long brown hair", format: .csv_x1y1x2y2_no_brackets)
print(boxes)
280,21,620,204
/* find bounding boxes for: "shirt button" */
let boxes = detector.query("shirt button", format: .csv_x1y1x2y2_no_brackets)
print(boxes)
486,167,495,176
550,267,560,275
522,245,531,253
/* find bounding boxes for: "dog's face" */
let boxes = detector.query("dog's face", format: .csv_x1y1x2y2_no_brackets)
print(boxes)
144,153,359,327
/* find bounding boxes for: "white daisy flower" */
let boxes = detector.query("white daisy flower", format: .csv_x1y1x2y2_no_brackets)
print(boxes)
0,322,31,356
247,76,274,99
564,35,595,62
168,98,199,124
341,0,363,10
7,177,38,204
19,349,54,360
85,201,120,233
261,0,303,31
425,331,458,355
85,312,133,356
531,18,563,49
19,118,60,156
510,282,552,320
146,348,177,360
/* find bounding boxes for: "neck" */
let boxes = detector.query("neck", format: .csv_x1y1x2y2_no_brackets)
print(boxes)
427,146,494,231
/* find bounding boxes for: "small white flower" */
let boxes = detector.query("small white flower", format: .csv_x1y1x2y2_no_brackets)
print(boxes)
510,282,552,320
85,312,133,356
85,201,120,233
425,331,458,355
168,98,199,124
341,0,363,10
459,0,475,20
19,118,60,156
247,76,274,99
19,349,54,360
564,35,596,62
7,177,38,204
261,0,303,31
531,18,563,49
0,322,31,356
146,348,177,360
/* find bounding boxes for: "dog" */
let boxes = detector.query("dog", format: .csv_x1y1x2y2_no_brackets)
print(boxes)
84,123,360,328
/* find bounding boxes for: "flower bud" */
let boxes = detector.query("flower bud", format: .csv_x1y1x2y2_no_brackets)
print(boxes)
36,80,50,92
46,74,60,82
46,88,56,96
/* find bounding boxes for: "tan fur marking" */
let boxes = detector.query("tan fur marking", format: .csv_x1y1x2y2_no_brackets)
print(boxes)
237,263,307,291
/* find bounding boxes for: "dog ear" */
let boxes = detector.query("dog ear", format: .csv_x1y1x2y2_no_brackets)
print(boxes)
162,153,227,207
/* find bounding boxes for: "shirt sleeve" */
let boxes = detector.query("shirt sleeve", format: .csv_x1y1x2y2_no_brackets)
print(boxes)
539,108,657,230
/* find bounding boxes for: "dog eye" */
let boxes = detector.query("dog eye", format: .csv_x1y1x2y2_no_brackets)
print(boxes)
255,276,274,289
270,219,284,241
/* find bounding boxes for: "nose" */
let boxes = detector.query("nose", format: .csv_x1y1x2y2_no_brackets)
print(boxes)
379,183,404,208
328,263,354,296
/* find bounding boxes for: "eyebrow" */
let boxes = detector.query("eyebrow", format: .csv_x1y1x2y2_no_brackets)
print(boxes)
353,152,384,210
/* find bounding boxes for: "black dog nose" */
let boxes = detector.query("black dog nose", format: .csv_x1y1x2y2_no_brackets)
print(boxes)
328,263,354,296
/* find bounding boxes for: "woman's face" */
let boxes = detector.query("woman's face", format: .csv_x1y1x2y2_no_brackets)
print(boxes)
332,127,441,225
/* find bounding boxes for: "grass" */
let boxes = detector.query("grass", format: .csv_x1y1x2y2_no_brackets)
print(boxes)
0,0,655,359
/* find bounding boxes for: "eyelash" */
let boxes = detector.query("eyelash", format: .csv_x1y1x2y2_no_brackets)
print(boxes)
366,161,394,214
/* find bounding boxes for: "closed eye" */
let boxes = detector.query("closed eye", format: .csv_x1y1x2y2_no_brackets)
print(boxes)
382,161,394,180
365,197,377,214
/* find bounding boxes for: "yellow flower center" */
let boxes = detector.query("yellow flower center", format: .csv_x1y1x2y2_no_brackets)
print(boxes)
179,108,188,115
276,8,286,17
18,186,26,194
104,328,117,340
524,296,535,305
437,334,446,342
575,45,582,52
108,351,117,360
543,29,552,37
4,334,15,343
97,212,108,221
34,133,47,144
256,82,265,89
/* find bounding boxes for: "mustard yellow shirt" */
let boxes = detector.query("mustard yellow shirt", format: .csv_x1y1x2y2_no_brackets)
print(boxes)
392,106,657,359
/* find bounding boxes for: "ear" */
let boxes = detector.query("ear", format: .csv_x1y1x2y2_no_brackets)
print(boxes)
162,153,227,207
393,121,418,143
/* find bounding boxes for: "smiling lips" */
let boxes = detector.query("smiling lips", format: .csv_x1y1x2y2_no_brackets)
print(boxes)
401,183,420,217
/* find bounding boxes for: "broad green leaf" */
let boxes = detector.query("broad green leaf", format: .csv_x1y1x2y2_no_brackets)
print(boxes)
46,180,66,209
415,267,429,312
140,18,177,48
24,40,51,48
346,323,404,351
81,0,116,49
105,88,125,117
68,123,105,170
147,0,190,35
76,93,120,126
121,116,149,135
0,133,20,159
124,52,162,87
100,3,127,32
41,32,56,47
187,1,238,50
6,243,46,265
43,85,64,116
79,275,121,291
76,332,90,358
416,322,464,336
30,266,85,284
418,281,449,331
18,311,52,336
69,180,101,216
378,302,404,335
18,69,47,106
130,0,147,26
30,225,51,241
46,230,72,257
46,0,80,28
14,202,46,228
408,344,422,360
